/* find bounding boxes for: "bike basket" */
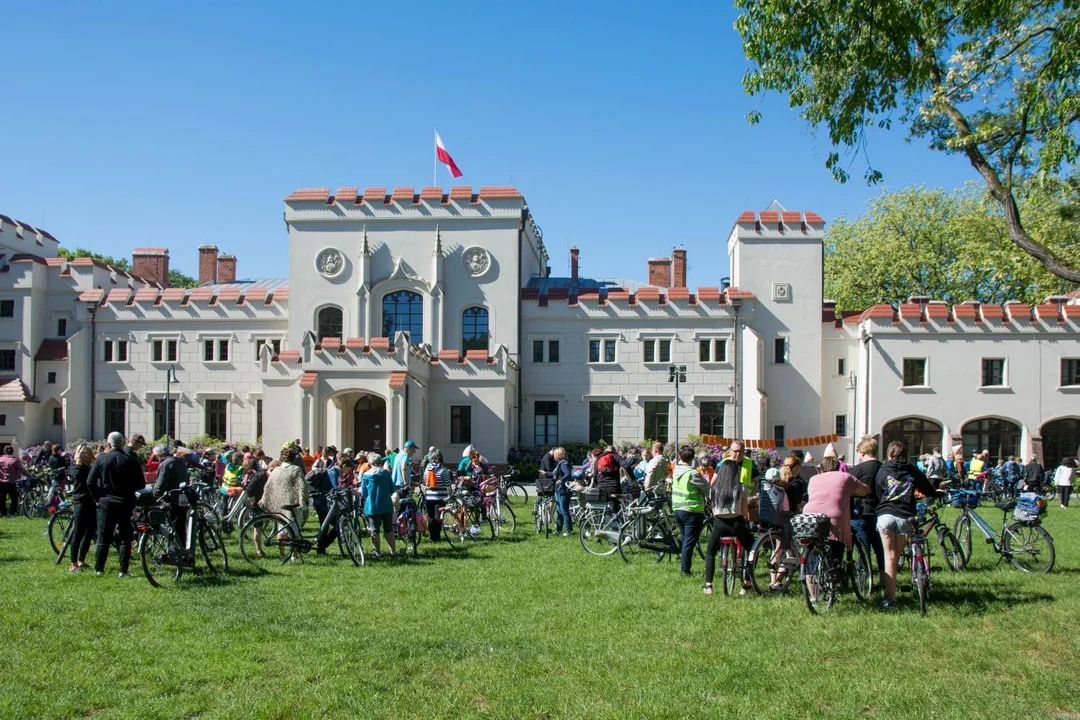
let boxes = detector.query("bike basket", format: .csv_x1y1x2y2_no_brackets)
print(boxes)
790,513,831,540
134,487,157,508
463,493,482,509
1017,492,1047,516
581,488,608,503
147,508,168,525
1013,508,1041,524
535,476,556,495
951,491,980,509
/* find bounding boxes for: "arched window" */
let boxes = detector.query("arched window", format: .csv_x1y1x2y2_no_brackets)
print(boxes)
462,307,489,352
1040,418,1080,467
382,290,423,344
882,417,942,459
316,306,343,342
962,418,1020,463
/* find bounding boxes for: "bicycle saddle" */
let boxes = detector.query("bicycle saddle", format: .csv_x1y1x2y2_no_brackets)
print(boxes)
996,500,1016,512
282,503,301,510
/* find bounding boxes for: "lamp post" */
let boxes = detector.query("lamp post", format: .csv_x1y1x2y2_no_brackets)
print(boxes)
164,364,179,445
668,363,687,445
845,370,858,459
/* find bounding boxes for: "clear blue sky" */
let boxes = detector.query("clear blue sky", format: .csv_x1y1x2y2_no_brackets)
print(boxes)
1,1,979,288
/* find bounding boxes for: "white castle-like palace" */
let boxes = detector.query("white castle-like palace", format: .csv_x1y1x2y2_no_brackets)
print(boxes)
1,187,1078,465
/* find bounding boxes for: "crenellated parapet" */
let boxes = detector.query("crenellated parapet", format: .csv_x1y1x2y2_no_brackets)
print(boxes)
829,297,1080,336
75,284,288,320
521,285,755,315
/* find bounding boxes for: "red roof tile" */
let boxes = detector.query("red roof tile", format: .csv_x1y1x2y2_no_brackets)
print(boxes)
336,187,358,203
759,211,779,225
45,257,64,267
981,304,1004,321
320,337,341,351
636,287,661,301
244,287,267,304
724,287,755,301
160,288,186,303
478,186,522,199
666,287,691,301
438,350,460,362
362,187,388,204
465,349,488,361
369,337,390,350
76,289,103,305
696,287,721,301
449,186,472,200
344,337,365,349
270,287,289,302
278,350,301,363
781,211,802,225
299,372,318,389
0,377,34,402
105,289,131,306
952,303,979,318
898,303,922,320
925,303,950,319
217,288,241,303
735,211,756,224
606,289,630,301
1034,303,1061,322
420,186,443,200
804,212,825,224
1063,305,1080,319
860,304,895,321
285,188,330,203
391,187,416,201
1005,304,1030,322
35,339,68,362
133,288,159,304
188,288,213,302
389,372,407,388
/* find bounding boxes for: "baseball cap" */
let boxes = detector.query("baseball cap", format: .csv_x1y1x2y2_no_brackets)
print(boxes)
404,440,418,449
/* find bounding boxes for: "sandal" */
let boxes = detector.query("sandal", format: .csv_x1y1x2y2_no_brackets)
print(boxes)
739,582,753,596
703,584,714,595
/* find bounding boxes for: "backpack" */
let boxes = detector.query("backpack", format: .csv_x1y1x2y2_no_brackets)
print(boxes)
758,479,790,526
304,468,330,493
927,455,946,478
596,453,619,479
425,468,438,489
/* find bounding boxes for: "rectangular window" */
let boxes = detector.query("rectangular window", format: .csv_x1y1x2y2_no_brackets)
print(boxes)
699,340,710,362
116,340,127,363
0,299,13,317
103,342,113,363
659,339,671,363
548,340,559,363
837,357,846,376
589,340,600,363
1062,359,1080,386
256,399,263,439
533,340,544,363
773,424,786,449
204,340,215,362
903,358,927,387
644,401,669,443
0,414,5,426
699,401,725,435
835,414,848,437
774,337,787,364
450,405,472,444
981,358,1005,387
46,371,56,384
52,407,63,425
604,339,616,363
154,398,177,440
589,339,617,364
644,340,656,363
218,340,229,362
255,339,280,360
714,339,727,363
168,340,179,362
205,399,228,439
103,399,126,436
534,401,559,446
57,318,67,337
0,349,15,371
152,340,163,362
588,401,614,444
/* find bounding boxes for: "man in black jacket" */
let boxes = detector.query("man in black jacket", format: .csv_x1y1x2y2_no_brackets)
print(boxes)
89,432,146,577
154,447,193,559
1022,455,1044,493
849,436,885,589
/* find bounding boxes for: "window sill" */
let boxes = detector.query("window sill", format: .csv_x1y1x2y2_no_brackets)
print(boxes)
978,385,1013,393
1058,385,1080,393
699,361,732,368
150,360,180,366
900,385,934,393
204,361,233,366
642,361,674,367
587,362,619,367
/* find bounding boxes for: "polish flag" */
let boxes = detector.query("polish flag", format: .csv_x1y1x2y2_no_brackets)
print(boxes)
436,132,464,178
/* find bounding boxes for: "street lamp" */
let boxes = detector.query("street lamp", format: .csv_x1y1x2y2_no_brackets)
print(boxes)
164,364,179,445
668,363,687,445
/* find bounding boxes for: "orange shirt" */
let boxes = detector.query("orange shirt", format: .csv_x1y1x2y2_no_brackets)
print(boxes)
302,454,315,473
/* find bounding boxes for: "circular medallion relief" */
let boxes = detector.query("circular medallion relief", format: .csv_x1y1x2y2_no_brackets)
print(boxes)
462,246,491,277
316,248,345,278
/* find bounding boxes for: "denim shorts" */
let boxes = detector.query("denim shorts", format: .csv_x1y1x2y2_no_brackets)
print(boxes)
876,513,913,536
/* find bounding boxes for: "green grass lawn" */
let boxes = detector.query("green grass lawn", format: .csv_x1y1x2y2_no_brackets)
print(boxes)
1,502,1078,720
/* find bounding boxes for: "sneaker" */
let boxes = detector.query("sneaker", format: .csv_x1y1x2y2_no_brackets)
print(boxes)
118,572,134,578
94,570,105,577
681,571,694,578
68,564,83,574
562,532,569,537
703,584,714,595
881,599,898,610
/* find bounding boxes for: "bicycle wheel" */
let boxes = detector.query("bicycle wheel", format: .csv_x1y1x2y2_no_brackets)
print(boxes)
47,507,73,556
22,488,46,518
239,513,290,566
936,528,966,571
468,510,494,541
196,502,222,531
721,544,737,596
440,508,464,547
697,520,711,561
801,545,834,615
616,517,651,563
1003,522,1055,574
337,516,365,567
953,515,972,561
850,538,873,602
533,499,544,535
139,527,182,588
579,513,620,556
503,482,528,507
1043,484,1057,501
913,552,929,616
749,531,782,595
493,502,516,537
199,523,229,576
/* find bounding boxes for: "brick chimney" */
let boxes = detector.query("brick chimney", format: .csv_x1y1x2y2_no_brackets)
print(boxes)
648,257,671,287
217,254,237,284
570,246,579,283
198,245,218,286
672,248,687,288
132,248,170,288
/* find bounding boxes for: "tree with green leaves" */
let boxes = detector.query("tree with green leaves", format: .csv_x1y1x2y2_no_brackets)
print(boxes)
825,182,1077,312
57,247,199,288
736,0,1080,281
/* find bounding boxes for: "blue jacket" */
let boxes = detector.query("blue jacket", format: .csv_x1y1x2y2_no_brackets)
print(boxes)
554,459,573,496
361,468,395,516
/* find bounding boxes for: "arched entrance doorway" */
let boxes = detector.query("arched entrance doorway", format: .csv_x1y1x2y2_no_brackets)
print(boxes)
353,395,386,454
882,417,942,458
1041,418,1080,466
962,417,1020,463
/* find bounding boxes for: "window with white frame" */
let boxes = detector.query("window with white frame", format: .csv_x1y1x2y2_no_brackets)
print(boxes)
255,338,282,360
981,358,1005,387
588,338,617,364
773,337,788,364
699,339,728,363
450,405,472,444
203,338,230,363
642,339,671,363
534,401,558,445
836,357,846,376
531,339,560,363
152,339,179,363
1062,358,1080,387
835,414,848,437
903,358,927,387
104,340,128,363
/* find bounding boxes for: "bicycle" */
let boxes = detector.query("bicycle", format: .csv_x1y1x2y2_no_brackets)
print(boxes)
480,476,516,537
496,468,529,508
440,483,494,547
796,516,872,614
579,492,635,557
616,495,700,563
393,485,423,557
950,490,1054,573
748,523,799,595
911,503,966,571
716,535,749,596
239,487,364,567
907,511,932,616
133,485,229,588
533,493,556,537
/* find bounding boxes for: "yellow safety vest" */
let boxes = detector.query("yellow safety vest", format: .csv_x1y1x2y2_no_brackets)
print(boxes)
672,470,704,513
967,458,985,480
739,457,755,490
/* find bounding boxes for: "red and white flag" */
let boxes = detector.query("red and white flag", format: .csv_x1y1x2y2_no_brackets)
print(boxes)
435,132,464,178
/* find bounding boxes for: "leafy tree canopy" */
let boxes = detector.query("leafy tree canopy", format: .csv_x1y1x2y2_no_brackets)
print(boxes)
168,269,199,289
825,180,1079,312
57,247,199,288
736,0,1080,281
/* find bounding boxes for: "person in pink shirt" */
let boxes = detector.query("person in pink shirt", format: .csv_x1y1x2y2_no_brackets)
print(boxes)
802,456,870,566
0,445,27,516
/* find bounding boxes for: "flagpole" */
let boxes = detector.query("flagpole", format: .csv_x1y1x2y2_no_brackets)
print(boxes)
434,128,438,186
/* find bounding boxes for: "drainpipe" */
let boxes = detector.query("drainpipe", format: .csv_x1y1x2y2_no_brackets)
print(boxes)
861,328,873,439
515,209,526,451
85,301,98,440
732,300,741,438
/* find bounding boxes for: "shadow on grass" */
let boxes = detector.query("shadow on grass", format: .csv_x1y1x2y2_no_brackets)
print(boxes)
926,584,1055,615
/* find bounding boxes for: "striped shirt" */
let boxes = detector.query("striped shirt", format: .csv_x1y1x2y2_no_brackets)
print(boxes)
422,463,454,501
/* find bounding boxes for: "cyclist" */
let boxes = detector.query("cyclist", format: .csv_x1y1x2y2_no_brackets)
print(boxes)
552,447,574,536
925,447,947,489
422,449,454,541
875,441,940,610
1001,456,1022,498
0,445,26,517
593,446,621,498
362,453,397,557
702,458,754,595
966,449,988,487
672,445,708,578
1021,455,1044,494
67,445,97,573
728,440,761,493
643,442,669,496
849,435,885,589
154,446,194,563
89,432,145,578
802,455,870,583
